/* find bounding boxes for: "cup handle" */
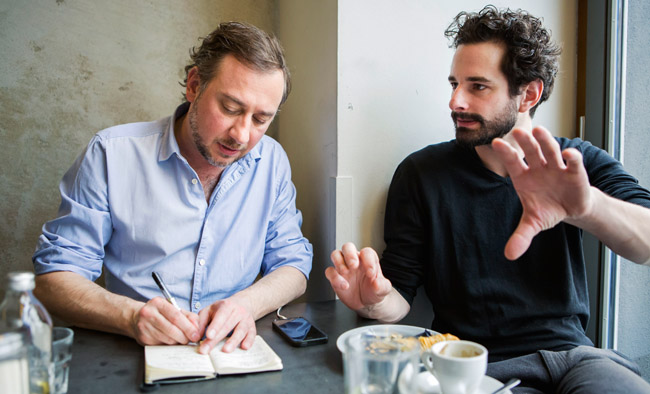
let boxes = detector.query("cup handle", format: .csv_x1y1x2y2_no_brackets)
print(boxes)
420,351,437,378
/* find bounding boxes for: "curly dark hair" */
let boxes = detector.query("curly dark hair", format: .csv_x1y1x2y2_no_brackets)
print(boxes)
444,5,561,117
181,22,291,105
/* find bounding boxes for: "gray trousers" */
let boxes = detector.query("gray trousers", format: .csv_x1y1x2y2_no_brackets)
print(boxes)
487,346,650,393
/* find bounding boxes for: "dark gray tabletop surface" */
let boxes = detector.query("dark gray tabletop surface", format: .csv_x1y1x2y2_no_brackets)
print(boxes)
66,299,432,393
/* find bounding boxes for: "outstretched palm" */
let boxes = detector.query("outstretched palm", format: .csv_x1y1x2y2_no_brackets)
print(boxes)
492,127,593,260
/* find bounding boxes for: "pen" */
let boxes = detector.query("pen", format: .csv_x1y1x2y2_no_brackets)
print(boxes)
152,271,181,310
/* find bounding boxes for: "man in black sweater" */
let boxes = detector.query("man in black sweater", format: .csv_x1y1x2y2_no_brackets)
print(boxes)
326,6,650,393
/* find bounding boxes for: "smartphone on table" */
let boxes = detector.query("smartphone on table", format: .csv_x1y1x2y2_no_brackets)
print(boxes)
272,317,328,347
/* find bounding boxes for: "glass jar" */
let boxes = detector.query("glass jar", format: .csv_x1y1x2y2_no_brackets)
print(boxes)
0,272,53,394
0,331,30,394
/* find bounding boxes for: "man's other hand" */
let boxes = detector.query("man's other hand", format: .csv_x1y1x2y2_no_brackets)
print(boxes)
197,298,256,354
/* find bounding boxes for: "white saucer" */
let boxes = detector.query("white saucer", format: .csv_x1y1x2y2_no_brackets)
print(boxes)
336,324,437,353
398,364,512,394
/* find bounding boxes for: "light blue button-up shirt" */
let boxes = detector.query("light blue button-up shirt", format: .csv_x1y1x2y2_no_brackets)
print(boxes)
33,104,313,312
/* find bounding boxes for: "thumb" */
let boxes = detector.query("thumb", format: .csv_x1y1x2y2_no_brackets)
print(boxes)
371,275,393,297
504,221,539,260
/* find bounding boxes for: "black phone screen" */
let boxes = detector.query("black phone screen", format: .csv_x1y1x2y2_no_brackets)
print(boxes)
272,317,328,346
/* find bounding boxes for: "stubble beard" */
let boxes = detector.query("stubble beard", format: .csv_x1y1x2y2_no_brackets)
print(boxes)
188,101,244,168
453,100,518,149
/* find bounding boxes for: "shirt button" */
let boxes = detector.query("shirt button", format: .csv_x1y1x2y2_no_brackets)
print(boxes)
199,259,206,266
191,178,198,185
194,301,201,309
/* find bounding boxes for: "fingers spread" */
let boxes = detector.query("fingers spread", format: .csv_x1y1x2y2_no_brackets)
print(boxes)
341,242,361,270
561,148,585,176
325,266,350,291
511,128,547,169
532,126,564,169
330,249,349,275
491,137,527,178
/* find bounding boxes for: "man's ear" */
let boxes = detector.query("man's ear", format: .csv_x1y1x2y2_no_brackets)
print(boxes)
186,66,201,103
518,79,543,113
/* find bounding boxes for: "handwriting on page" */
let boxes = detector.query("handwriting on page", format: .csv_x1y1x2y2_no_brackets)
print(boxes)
212,349,274,368
211,339,277,369
146,346,214,372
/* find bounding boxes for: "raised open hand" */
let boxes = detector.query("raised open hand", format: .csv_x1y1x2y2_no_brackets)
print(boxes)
325,243,393,311
492,126,593,260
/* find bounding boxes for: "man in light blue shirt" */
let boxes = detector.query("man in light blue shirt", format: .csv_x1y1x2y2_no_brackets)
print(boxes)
32,22,312,354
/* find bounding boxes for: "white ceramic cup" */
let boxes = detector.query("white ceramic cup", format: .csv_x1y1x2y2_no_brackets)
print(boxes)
420,340,488,394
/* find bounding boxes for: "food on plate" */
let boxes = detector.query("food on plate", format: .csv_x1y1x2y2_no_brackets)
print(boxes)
365,333,419,354
359,328,460,355
418,333,459,349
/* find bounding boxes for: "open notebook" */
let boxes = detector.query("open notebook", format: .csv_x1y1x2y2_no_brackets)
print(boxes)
144,335,282,385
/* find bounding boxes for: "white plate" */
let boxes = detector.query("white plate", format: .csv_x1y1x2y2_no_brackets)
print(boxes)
398,364,512,394
336,324,437,353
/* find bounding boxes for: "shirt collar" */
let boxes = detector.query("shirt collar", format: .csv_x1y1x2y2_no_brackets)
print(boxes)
158,102,190,162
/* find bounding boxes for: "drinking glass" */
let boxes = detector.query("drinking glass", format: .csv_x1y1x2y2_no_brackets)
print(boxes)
343,331,419,394
51,327,74,394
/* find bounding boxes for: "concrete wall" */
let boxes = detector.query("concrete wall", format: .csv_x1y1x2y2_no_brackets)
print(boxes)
0,0,276,294
617,0,650,380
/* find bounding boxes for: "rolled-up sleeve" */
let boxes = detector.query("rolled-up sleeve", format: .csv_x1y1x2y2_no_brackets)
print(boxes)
261,153,313,279
33,136,112,281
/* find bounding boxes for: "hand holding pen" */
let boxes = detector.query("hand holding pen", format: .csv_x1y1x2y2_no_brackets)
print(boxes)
129,271,202,346
152,271,181,310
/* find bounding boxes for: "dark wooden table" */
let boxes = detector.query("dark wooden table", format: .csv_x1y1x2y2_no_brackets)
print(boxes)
66,299,432,393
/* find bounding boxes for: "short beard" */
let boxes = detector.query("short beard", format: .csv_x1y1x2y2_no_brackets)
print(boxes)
188,101,242,168
453,100,518,149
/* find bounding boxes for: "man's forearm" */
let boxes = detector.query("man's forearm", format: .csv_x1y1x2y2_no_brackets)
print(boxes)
228,266,307,320
567,187,650,265
356,287,411,323
34,271,142,337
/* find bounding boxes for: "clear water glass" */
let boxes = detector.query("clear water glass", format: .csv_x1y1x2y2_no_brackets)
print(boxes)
52,327,74,394
343,332,419,394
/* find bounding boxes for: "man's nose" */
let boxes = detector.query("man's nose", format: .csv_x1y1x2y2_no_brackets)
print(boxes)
449,87,468,112
229,116,251,145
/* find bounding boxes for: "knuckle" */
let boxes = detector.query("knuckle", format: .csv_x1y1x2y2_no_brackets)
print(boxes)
221,299,238,312
139,305,154,319
210,300,224,311
150,297,164,307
